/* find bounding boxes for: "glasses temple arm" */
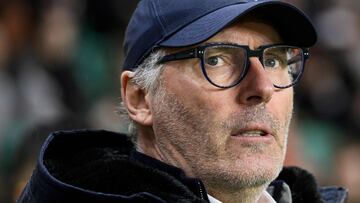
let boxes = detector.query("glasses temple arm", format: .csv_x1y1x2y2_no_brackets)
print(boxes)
157,49,197,64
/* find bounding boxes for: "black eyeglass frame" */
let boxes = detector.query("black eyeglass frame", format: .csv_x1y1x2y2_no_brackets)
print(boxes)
157,43,310,89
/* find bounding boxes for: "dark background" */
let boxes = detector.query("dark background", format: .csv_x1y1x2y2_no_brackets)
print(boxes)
0,0,359,202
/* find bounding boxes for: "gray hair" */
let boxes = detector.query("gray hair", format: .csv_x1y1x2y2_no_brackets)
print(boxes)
119,50,166,143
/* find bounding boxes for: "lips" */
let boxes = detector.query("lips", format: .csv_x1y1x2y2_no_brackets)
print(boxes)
230,125,274,137
238,130,267,137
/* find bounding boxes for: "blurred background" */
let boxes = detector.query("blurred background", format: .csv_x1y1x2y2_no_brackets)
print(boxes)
0,0,359,202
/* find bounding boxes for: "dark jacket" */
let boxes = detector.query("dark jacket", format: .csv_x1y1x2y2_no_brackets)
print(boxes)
18,130,347,203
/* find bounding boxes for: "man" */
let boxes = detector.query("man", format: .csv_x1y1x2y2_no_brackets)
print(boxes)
18,0,347,202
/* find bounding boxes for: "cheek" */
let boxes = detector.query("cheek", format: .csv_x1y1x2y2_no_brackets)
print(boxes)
164,66,226,113
270,89,294,128
278,89,293,112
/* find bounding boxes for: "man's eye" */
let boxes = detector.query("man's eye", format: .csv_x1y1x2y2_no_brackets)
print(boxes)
264,58,281,68
206,56,225,66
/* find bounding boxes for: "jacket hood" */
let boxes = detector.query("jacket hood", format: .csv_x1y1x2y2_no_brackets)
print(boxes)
18,130,207,203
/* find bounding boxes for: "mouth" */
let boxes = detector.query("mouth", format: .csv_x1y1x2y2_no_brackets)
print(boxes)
236,130,268,137
230,126,274,139
230,128,274,144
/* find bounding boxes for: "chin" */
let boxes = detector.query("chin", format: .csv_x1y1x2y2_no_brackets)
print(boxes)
200,152,285,189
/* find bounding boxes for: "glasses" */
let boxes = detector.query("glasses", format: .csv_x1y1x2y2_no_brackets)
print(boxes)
157,43,309,89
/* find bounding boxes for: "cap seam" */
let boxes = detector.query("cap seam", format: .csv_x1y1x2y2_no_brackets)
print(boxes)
163,1,248,41
159,2,252,45
152,0,167,35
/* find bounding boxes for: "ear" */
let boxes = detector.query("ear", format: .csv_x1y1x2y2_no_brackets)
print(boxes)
121,71,153,126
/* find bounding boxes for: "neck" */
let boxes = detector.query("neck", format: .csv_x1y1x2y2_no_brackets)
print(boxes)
135,129,165,161
136,129,198,177
207,184,268,203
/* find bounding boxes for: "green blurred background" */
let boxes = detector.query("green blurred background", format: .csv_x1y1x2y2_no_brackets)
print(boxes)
0,0,359,202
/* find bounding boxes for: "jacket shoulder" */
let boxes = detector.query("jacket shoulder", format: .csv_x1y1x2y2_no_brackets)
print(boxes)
276,167,348,203
320,186,348,203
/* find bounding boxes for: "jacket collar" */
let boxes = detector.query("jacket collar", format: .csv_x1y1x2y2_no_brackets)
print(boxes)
130,150,209,201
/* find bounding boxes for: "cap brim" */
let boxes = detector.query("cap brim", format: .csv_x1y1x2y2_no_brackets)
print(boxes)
159,1,317,47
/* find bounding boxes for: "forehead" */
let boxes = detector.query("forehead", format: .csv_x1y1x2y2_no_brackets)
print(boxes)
205,18,282,47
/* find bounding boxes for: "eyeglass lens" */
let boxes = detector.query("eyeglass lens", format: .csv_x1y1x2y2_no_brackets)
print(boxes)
203,45,304,88
203,45,246,87
263,46,303,88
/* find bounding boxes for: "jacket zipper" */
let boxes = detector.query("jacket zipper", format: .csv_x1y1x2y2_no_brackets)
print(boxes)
197,180,205,200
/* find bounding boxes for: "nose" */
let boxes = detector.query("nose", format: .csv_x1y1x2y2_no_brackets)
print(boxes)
236,57,274,105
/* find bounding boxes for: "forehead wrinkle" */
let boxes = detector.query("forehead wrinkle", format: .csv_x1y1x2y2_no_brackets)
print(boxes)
205,21,282,49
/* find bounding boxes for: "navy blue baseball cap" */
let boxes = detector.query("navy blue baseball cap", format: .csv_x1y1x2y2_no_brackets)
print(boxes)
123,0,317,71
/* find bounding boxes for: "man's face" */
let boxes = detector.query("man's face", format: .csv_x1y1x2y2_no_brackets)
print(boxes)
149,20,293,190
